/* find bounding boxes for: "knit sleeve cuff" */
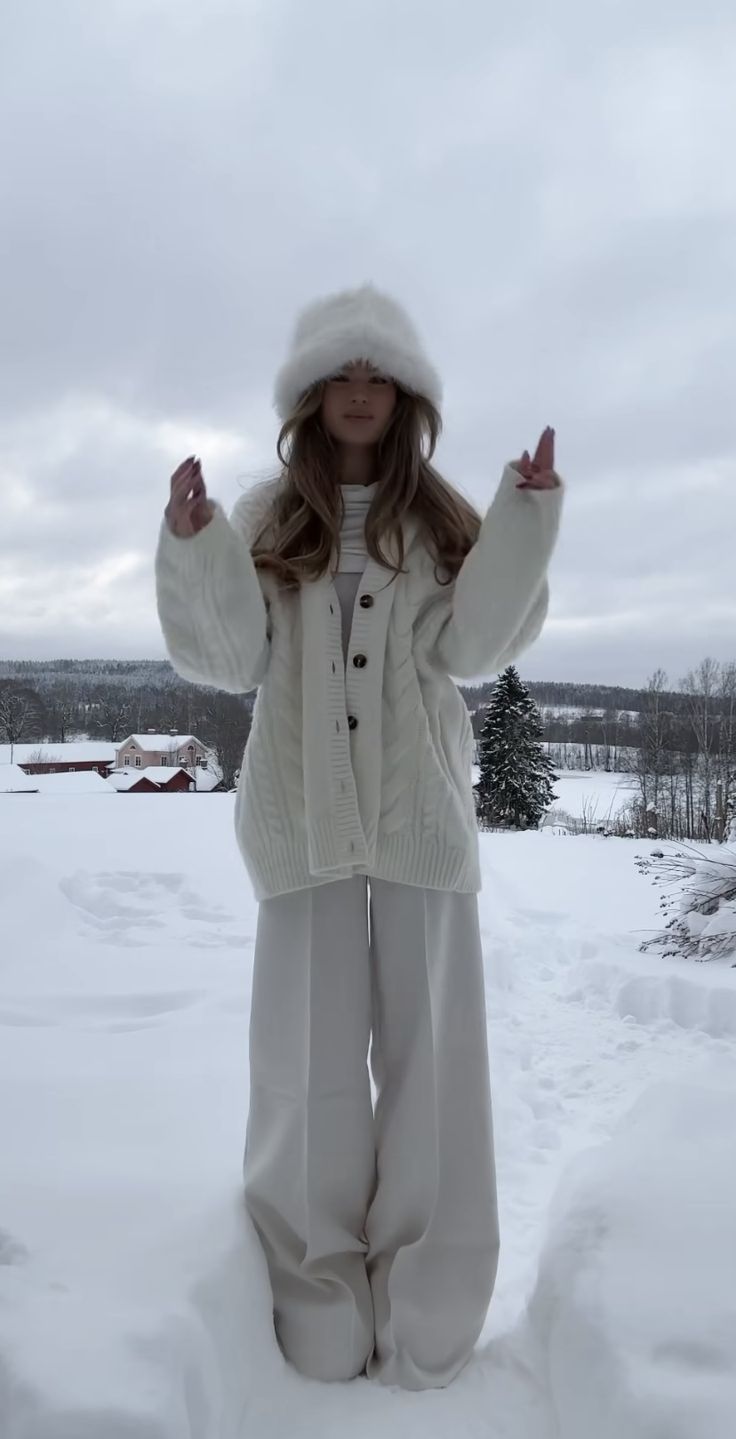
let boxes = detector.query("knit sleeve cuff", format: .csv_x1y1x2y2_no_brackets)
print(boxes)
156,502,231,582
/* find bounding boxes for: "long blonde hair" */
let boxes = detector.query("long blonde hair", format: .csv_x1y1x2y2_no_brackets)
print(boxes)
249,382,482,592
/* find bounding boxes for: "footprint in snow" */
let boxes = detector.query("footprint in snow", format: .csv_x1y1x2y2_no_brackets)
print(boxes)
58,870,243,948
0,989,208,1032
0,1228,29,1266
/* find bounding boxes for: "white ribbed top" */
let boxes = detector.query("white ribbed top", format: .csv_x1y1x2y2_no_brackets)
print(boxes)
334,481,378,572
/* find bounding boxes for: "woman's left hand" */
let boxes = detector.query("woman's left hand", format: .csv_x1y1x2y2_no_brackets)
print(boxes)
513,427,560,489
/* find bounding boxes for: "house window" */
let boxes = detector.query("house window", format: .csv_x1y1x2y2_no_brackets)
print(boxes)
161,757,167,765
135,755,141,767
70,767,76,772
124,756,130,766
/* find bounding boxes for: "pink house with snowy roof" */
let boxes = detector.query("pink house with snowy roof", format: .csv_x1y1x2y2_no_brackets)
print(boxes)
115,732,208,774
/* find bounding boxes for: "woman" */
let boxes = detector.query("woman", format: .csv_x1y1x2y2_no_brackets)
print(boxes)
155,282,564,1390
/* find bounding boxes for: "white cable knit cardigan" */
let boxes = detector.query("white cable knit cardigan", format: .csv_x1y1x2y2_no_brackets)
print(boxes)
155,464,564,900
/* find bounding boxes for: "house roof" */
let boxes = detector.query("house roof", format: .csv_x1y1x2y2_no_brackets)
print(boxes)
0,741,117,765
145,766,192,782
0,763,39,793
31,770,115,795
1,737,209,768
108,764,219,792
108,765,192,790
107,771,142,791
117,734,201,750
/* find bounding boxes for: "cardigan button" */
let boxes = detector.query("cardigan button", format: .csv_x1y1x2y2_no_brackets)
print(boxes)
347,714,358,730
358,594,373,608
352,653,367,668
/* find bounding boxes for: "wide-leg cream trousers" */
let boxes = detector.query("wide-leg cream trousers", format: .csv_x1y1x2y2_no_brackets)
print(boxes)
242,873,500,1390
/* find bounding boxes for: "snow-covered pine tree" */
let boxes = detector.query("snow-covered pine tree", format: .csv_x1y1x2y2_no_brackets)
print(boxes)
474,665,558,830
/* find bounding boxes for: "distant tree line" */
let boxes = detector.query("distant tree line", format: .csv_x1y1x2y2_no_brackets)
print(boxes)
1,653,733,838
0,661,253,792
631,659,734,843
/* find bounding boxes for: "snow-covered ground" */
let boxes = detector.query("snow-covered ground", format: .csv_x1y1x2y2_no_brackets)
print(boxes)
545,767,639,823
1,794,734,1437
471,763,640,828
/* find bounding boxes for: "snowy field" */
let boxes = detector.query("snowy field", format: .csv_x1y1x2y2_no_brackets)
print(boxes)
545,768,639,824
470,764,641,831
1,794,735,1438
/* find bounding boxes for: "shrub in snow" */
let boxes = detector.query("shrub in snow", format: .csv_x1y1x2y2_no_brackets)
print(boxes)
474,665,558,830
544,806,579,833
635,840,736,963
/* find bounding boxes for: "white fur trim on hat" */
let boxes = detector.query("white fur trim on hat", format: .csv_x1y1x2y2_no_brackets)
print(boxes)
273,283,443,418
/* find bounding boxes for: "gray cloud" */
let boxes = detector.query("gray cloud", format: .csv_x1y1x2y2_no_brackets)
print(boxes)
1,0,734,686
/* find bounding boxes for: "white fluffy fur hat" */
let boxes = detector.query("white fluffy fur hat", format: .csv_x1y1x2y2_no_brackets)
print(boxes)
273,282,443,419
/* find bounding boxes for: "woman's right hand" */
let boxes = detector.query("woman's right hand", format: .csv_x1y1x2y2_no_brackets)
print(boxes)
164,456,215,537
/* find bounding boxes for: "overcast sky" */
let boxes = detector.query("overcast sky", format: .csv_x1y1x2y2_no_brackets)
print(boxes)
2,0,734,687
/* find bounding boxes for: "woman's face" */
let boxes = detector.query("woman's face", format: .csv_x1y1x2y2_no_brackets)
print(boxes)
320,361,397,446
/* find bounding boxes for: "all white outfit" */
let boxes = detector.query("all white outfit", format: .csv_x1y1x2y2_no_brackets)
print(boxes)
243,484,499,1388
154,284,564,1389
